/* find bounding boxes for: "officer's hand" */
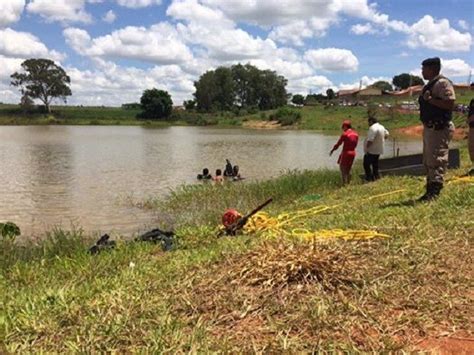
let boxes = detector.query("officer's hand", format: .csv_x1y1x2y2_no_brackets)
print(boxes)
423,90,432,101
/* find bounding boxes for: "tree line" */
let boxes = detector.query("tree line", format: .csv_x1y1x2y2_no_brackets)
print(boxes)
9,57,428,120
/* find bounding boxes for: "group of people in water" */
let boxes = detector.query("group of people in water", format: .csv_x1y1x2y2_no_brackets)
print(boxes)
197,159,243,183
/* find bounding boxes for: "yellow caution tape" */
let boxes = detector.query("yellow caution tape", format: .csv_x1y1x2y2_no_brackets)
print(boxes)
447,176,474,185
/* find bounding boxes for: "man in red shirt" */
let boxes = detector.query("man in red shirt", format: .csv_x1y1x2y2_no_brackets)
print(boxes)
330,120,359,185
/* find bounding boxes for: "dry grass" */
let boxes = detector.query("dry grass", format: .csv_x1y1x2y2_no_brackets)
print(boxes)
173,234,473,352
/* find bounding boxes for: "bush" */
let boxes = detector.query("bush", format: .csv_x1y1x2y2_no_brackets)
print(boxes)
270,107,302,126
138,88,173,119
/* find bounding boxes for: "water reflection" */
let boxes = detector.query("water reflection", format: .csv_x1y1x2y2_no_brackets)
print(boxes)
0,126,423,237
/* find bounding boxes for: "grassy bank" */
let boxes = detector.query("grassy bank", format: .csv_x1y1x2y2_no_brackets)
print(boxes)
1,148,473,352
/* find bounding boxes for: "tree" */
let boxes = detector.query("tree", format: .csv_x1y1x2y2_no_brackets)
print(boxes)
392,73,424,90
372,80,393,91
326,88,335,100
193,63,288,112
291,94,305,105
139,88,173,119
10,58,71,113
183,99,196,110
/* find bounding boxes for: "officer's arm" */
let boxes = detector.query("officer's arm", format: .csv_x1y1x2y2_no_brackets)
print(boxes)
428,98,455,111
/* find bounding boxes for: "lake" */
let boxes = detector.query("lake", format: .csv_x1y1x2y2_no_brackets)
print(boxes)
0,126,422,237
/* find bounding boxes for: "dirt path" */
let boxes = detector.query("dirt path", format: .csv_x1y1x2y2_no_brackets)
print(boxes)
396,124,467,140
414,336,474,354
243,120,281,129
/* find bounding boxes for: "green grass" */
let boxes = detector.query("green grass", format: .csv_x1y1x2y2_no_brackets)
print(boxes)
1,147,473,352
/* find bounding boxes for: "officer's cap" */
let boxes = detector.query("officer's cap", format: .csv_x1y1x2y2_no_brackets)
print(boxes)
422,57,441,67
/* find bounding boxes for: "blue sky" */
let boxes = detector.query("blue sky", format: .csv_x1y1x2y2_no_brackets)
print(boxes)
0,0,473,106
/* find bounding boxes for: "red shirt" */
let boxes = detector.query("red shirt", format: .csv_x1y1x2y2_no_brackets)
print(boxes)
333,128,358,153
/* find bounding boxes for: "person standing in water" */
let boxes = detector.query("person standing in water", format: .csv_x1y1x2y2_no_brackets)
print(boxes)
330,120,359,185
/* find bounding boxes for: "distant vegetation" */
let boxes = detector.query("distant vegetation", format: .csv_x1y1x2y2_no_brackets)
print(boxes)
137,88,173,119
10,58,72,114
392,73,424,90
193,63,288,112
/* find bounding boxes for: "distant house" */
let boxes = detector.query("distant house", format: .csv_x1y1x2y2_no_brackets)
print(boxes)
453,83,472,90
337,88,360,97
336,86,382,103
359,86,382,96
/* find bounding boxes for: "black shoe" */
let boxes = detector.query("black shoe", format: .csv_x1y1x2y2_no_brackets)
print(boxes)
418,182,442,202
431,182,443,197
468,168,474,176
418,183,434,202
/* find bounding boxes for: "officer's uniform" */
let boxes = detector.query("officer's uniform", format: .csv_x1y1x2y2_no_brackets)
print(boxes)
418,74,456,195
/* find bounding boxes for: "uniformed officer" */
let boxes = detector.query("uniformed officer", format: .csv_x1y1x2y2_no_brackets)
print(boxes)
418,57,456,201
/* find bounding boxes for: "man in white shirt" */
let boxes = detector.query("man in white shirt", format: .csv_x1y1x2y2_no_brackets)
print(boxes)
363,117,389,181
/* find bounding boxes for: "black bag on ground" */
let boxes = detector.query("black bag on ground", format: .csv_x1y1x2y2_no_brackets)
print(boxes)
135,228,175,251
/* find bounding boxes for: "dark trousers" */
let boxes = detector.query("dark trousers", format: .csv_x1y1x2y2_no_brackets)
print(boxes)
364,153,380,181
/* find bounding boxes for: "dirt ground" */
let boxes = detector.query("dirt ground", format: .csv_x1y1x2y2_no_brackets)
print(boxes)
396,124,468,140
243,120,281,129
415,335,474,354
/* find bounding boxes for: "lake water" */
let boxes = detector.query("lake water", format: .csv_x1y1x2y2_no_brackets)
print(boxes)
0,126,422,237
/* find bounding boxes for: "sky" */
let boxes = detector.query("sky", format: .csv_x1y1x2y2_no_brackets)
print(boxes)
0,0,473,107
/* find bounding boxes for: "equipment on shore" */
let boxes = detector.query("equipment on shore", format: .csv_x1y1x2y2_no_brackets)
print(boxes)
88,227,175,255
219,198,273,236
89,234,116,254
135,228,175,251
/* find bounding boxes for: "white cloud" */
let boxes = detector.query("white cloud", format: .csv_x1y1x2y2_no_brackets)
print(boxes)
249,56,313,81
441,58,473,78
407,16,472,52
201,0,338,27
116,0,162,8
26,0,93,24
338,75,392,91
304,48,359,72
269,19,334,46
167,1,278,61
64,24,194,64
0,0,25,27
63,60,195,106
177,22,277,61
167,0,232,27
411,58,473,79
0,55,23,80
102,10,116,23
0,28,64,60
458,20,469,31
200,0,340,44
350,23,376,35
289,75,333,95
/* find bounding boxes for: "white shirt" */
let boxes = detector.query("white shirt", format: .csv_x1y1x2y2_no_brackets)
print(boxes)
365,122,389,155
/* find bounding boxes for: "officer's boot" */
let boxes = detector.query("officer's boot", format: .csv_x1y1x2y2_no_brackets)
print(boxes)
430,182,443,199
418,182,435,202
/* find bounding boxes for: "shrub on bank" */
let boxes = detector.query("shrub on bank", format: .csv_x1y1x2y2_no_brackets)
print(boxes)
270,106,302,126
